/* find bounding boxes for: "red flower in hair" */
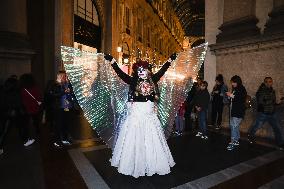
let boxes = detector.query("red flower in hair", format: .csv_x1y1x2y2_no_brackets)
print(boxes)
132,60,150,71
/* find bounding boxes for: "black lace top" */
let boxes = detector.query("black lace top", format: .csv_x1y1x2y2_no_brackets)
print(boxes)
111,62,171,102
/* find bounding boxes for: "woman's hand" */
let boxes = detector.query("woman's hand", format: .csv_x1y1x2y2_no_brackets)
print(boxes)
104,54,115,64
226,92,235,98
168,53,177,62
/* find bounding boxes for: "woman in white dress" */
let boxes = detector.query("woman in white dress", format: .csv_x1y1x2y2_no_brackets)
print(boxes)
104,54,177,178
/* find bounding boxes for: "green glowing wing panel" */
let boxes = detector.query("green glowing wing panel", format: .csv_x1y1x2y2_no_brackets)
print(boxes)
157,43,208,137
61,46,128,147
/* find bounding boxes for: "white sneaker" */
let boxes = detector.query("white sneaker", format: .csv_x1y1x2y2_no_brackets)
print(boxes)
229,141,239,146
195,132,202,137
53,142,62,148
201,135,208,140
24,139,35,147
0,149,3,155
62,140,72,145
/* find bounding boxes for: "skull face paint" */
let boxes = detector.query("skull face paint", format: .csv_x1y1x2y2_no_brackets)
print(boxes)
137,66,148,79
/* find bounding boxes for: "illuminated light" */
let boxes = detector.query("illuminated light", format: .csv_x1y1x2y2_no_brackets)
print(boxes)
123,58,129,64
117,47,122,52
165,71,186,80
60,43,208,146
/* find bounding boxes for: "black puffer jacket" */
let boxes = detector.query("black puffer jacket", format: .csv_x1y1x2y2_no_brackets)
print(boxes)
256,83,276,114
231,85,247,118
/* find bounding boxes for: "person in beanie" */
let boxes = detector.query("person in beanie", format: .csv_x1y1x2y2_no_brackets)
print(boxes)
248,77,284,149
192,80,210,140
226,75,247,151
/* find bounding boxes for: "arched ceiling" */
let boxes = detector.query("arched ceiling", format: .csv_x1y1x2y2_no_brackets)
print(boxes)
170,0,205,37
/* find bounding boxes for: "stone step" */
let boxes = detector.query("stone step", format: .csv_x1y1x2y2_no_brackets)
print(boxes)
258,174,284,189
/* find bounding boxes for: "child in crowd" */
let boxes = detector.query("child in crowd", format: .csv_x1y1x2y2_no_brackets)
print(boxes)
175,102,186,136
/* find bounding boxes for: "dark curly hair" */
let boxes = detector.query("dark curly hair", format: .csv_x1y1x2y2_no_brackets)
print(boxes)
230,75,242,86
215,74,224,83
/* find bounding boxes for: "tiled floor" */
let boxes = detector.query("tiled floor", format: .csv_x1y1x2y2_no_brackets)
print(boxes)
1,110,284,189
71,132,284,189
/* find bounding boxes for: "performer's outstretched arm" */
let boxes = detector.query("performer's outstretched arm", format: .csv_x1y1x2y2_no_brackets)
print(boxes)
104,54,132,84
152,53,177,82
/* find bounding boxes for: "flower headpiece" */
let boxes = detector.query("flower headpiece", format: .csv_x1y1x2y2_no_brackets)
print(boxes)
132,60,152,72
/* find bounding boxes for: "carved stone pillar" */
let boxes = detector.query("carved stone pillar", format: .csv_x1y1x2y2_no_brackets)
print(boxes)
255,0,273,33
0,0,34,83
264,0,284,35
216,0,260,43
204,0,224,92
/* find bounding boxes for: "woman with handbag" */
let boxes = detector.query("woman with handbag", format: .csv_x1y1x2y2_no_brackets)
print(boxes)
19,74,42,144
0,76,33,155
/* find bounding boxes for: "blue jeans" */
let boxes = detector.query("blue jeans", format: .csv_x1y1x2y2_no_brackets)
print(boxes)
175,116,184,132
230,117,242,142
198,110,207,135
248,112,283,145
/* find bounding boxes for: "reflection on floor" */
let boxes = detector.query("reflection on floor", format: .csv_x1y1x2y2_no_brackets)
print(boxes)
1,110,284,189
69,131,284,189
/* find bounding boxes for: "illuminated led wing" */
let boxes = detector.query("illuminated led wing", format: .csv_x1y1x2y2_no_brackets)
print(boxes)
61,46,128,148
157,42,208,137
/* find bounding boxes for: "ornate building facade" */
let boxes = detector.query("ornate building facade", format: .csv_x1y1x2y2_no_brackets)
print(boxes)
0,0,199,87
112,0,185,68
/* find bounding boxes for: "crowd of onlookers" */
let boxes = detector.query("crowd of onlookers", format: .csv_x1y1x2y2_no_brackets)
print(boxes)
1,71,283,155
174,74,284,151
0,71,77,155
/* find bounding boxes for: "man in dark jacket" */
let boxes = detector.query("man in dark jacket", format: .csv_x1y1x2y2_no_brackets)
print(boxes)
248,77,284,149
226,75,247,150
192,81,210,139
184,77,202,131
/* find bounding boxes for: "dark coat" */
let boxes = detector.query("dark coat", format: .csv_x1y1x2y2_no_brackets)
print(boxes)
47,81,66,110
230,85,247,118
1,79,25,118
192,89,210,110
256,83,276,114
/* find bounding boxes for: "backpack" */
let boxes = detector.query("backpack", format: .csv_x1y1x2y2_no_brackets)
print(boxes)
221,84,229,104
245,95,252,109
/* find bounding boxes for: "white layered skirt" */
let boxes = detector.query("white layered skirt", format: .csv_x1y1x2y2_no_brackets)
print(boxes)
110,101,175,178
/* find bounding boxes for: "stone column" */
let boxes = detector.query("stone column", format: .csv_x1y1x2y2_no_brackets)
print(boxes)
54,0,74,73
205,0,224,92
274,0,284,7
0,0,27,33
264,0,284,34
104,0,113,54
217,0,260,43
112,0,119,58
0,0,34,83
61,0,74,47
255,0,273,33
